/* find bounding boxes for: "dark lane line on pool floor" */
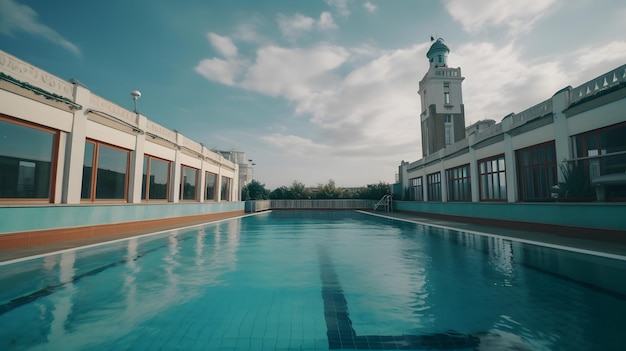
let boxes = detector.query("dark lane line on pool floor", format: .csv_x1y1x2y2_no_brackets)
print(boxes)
317,244,480,350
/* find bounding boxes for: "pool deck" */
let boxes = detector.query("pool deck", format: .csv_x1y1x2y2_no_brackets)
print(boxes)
1,210,625,263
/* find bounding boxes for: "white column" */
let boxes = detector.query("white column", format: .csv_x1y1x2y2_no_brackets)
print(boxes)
502,116,517,202
62,84,90,204
552,88,572,182
468,134,479,202
171,132,183,203
439,151,447,202
128,114,147,203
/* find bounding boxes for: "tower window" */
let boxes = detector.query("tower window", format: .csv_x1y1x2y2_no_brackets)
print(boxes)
438,55,442,63
445,115,454,145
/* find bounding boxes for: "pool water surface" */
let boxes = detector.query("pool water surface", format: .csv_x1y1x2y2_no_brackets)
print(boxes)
1,210,625,350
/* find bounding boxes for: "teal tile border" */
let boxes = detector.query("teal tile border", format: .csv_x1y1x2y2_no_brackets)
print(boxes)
0,202,245,234
394,201,626,232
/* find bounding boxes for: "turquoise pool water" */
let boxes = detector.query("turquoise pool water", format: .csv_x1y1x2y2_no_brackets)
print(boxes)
1,210,625,350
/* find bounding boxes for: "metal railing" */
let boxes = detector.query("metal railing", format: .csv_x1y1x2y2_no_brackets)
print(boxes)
269,199,377,210
373,195,393,213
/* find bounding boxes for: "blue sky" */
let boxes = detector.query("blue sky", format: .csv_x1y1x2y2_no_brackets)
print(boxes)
1,0,625,189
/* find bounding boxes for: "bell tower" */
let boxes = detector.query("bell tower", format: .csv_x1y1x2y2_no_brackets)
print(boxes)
418,38,466,157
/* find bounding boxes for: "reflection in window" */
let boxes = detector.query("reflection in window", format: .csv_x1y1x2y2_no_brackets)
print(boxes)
446,164,471,201
181,166,198,200
221,176,231,201
0,117,56,200
515,141,556,201
479,155,507,201
205,172,216,201
408,177,423,201
142,155,170,201
82,140,129,201
426,172,442,201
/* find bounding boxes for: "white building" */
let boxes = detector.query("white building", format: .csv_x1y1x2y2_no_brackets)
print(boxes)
0,50,243,249
397,40,626,204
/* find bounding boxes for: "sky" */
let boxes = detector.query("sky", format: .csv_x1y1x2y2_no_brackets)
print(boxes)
1,0,625,189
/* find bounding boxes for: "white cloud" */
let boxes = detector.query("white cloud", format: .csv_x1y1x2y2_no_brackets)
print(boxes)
277,13,315,41
240,44,349,101
454,41,568,122
318,11,338,30
363,1,378,13
0,0,80,55
445,0,557,35
194,57,242,86
574,41,626,70
206,32,238,58
260,134,330,156
233,21,265,44
326,0,351,17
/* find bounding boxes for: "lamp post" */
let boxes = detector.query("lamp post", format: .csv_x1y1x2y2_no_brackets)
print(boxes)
131,90,141,113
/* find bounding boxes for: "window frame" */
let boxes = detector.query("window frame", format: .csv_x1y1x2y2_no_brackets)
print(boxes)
446,164,471,202
515,141,557,202
180,165,199,201
81,139,130,202
408,176,423,201
426,172,442,202
205,171,217,201
478,154,507,202
220,175,231,201
142,154,171,202
0,115,59,203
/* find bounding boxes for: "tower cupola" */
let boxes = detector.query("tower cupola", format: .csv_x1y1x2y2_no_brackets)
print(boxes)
426,38,449,68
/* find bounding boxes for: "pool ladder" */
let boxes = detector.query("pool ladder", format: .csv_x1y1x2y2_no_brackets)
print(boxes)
373,194,392,213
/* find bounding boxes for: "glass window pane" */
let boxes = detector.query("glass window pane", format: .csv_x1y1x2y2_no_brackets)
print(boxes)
182,167,198,200
142,156,148,200
95,145,128,199
498,157,505,171
149,158,169,200
0,120,54,199
206,172,216,200
499,172,507,199
81,142,95,199
221,176,230,201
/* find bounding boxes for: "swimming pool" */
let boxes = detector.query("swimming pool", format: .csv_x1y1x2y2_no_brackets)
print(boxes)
1,210,625,350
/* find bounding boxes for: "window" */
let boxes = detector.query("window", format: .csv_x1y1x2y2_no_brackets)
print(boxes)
205,172,217,201
479,155,507,201
516,141,557,201
445,115,453,146
426,172,442,201
82,140,130,201
220,176,231,201
408,177,423,201
181,165,198,201
446,164,471,201
0,117,58,201
444,92,450,104
575,122,626,179
142,155,170,201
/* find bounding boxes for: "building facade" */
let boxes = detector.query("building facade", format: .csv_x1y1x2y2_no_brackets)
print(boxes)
0,50,243,248
215,150,254,193
398,42,626,204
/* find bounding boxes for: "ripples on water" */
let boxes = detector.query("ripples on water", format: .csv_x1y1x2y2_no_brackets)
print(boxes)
0,211,625,350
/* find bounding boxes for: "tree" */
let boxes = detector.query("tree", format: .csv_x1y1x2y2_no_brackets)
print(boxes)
361,181,391,200
314,179,344,199
241,180,269,200
289,180,311,199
